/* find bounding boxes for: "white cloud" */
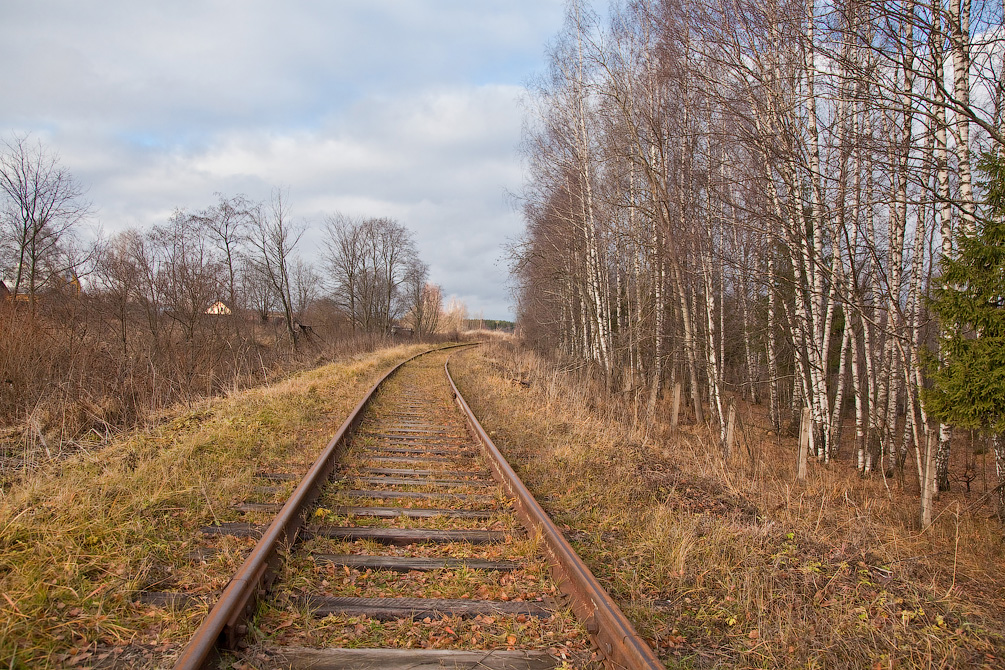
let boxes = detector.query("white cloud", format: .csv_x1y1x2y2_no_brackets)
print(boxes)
50,84,527,317
0,0,574,318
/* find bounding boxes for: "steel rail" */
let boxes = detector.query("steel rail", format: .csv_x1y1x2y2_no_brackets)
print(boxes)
445,354,664,670
173,343,472,670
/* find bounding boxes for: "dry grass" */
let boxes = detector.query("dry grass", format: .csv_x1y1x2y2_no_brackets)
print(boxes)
244,347,598,668
248,608,586,661
0,342,434,668
0,296,449,478
449,340,1005,669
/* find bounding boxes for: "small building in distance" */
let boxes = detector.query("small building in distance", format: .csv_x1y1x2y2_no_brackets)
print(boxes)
206,301,232,315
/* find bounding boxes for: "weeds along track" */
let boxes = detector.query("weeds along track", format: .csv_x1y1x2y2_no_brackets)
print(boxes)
171,347,661,670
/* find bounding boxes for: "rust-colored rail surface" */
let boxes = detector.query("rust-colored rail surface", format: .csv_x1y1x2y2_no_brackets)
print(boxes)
173,344,662,670
445,355,664,670
173,346,448,670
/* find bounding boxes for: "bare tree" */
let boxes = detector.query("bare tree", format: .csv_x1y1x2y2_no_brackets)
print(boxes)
0,134,89,311
191,193,252,313
323,214,420,334
95,230,142,359
323,213,366,333
370,217,419,332
241,255,275,324
250,189,304,344
403,260,442,338
441,296,468,335
152,210,225,346
291,257,320,322
419,283,442,337
513,0,1005,524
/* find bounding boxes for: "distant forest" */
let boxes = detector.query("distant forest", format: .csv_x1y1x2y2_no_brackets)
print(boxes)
465,319,515,332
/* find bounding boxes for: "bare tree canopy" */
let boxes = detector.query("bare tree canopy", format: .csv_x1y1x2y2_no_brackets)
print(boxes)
515,0,1005,524
0,134,90,308
322,214,421,335
403,260,442,337
190,193,252,313
250,188,305,344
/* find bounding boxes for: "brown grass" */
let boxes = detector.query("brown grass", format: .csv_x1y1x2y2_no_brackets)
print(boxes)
0,342,434,668
449,340,1005,669
243,348,595,667
0,297,457,479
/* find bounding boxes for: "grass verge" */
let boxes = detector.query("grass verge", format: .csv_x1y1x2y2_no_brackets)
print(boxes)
0,343,433,668
449,341,1005,669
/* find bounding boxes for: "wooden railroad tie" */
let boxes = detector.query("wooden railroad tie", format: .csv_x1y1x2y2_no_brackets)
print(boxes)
326,505,496,519
356,445,477,456
306,526,513,544
343,489,497,503
359,454,456,464
235,502,283,513
354,476,496,487
261,648,558,670
201,523,514,544
357,467,487,478
313,554,520,572
297,595,552,620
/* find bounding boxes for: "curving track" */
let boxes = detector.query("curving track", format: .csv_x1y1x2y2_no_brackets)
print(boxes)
173,346,661,670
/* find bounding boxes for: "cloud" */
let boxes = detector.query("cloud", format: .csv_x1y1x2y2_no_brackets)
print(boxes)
0,0,570,319
1,1,562,133
50,84,527,318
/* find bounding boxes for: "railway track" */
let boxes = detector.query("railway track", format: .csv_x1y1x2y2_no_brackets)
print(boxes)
173,346,662,670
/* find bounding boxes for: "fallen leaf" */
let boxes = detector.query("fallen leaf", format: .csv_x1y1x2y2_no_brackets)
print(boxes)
274,617,296,631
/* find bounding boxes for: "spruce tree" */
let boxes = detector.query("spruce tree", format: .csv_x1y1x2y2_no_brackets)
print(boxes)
924,152,1005,519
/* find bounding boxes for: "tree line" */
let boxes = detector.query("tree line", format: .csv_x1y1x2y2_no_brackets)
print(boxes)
514,0,1005,520
0,133,452,463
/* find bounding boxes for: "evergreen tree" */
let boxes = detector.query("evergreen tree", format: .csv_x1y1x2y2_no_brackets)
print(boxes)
924,152,1005,519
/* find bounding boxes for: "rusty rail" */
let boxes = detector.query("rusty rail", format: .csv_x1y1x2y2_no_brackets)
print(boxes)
445,354,664,670
174,342,660,669
173,344,471,670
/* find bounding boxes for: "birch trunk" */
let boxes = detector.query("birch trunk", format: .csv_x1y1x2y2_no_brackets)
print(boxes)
933,1,956,492
948,0,976,234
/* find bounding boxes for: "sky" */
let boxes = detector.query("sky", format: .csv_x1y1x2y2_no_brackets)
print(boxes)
0,1,577,320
